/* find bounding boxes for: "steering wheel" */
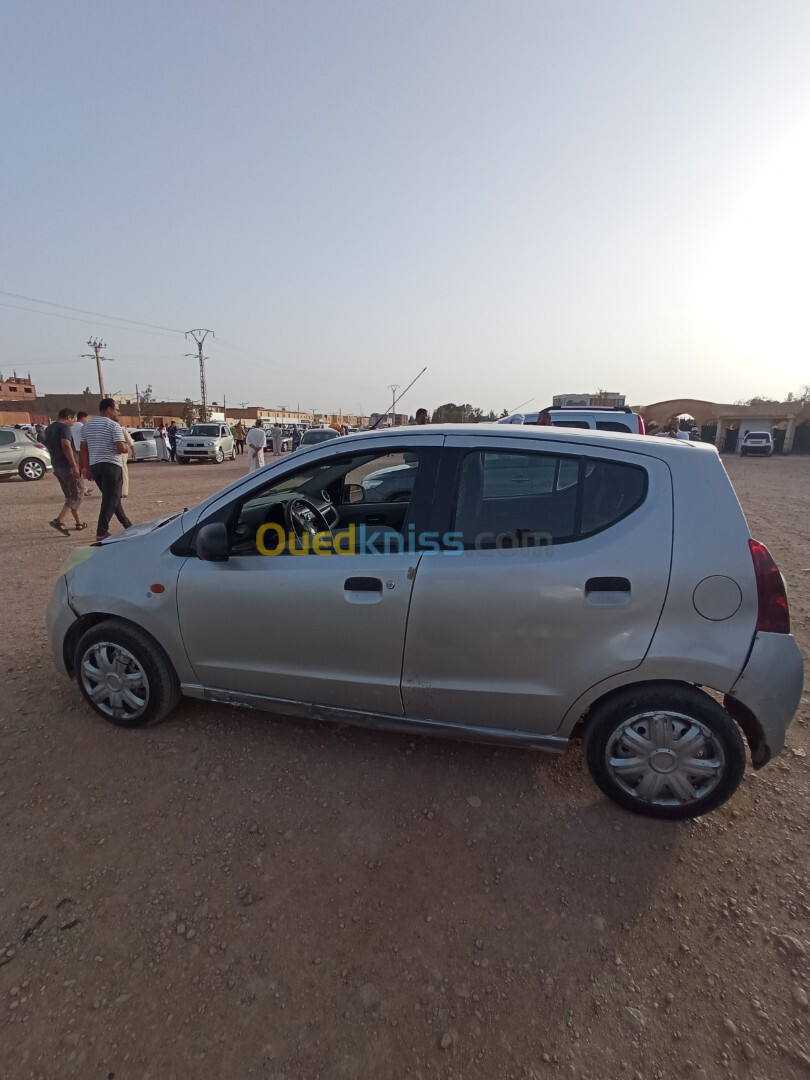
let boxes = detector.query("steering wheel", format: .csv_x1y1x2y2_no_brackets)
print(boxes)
285,498,333,548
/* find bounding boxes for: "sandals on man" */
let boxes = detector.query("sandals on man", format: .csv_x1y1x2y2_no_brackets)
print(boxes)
49,519,71,537
74,522,88,531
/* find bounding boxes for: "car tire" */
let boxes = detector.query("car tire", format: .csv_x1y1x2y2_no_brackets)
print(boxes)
581,683,746,820
214,448,225,464
19,458,46,481
74,619,181,728
230,446,236,460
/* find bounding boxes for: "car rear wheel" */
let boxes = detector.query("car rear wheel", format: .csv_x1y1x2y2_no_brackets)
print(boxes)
74,619,181,728
19,458,46,481
582,683,745,819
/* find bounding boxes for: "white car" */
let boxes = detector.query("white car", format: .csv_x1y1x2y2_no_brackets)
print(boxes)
739,432,774,457
127,429,159,462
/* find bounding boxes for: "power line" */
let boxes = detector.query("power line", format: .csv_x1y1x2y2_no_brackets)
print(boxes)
0,301,182,339
0,290,185,333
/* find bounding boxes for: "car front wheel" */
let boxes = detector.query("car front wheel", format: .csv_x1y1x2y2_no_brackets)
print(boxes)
582,683,745,819
19,458,46,480
74,619,181,728
214,448,225,464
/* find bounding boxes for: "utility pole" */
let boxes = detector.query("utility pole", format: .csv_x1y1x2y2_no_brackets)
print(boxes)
388,384,399,427
185,329,214,422
82,338,112,397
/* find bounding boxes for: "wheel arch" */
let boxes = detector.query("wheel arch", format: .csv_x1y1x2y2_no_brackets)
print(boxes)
64,612,176,679
573,677,766,764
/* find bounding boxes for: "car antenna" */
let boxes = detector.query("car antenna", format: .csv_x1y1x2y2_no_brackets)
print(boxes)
368,366,427,429
507,397,534,414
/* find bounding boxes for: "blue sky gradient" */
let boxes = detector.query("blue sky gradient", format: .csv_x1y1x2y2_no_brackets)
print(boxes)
3,1,810,413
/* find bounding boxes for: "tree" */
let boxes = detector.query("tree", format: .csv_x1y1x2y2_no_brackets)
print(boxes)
181,398,197,427
431,403,492,423
786,385,810,404
82,386,92,395
138,384,155,420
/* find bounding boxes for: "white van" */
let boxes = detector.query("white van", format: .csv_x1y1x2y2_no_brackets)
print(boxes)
499,407,645,434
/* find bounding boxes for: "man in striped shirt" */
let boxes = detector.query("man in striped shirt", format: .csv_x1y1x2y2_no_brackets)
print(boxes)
79,398,134,541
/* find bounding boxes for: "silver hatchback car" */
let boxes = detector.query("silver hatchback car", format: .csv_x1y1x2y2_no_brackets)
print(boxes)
0,426,52,480
46,425,804,819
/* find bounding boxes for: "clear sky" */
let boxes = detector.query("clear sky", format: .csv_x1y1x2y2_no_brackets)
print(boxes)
3,0,810,416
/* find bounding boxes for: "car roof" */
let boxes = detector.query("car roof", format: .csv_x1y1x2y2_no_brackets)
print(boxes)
340,423,715,459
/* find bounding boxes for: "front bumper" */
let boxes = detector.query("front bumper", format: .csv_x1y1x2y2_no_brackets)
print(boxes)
46,575,79,677
725,632,804,765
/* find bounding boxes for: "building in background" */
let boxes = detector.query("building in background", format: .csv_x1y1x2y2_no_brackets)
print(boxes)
553,391,626,407
0,373,36,401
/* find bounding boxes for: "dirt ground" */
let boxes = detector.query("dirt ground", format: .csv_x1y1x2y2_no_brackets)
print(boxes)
0,452,808,1080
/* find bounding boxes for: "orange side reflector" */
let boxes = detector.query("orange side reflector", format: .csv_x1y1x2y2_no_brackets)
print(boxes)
150,584,166,594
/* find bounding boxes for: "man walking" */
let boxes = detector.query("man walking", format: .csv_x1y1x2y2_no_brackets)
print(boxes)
44,408,87,535
245,418,266,473
167,422,178,462
79,398,133,542
70,409,94,496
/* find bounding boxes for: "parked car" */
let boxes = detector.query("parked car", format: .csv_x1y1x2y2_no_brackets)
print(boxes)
0,426,52,481
739,431,774,457
46,424,803,820
361,458,418,502
297,427,342,449
177,423,236,464
127,429,159,462
499,406,645,434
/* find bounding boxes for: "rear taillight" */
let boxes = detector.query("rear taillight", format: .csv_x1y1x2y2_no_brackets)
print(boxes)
749,539,790,633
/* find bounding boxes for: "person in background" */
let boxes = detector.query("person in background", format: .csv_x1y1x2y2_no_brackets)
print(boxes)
79,398,133,542
535,408,552,426
154,424,170,461
119,427,135,497
234,421,246,455
167,422,178,462
270,422,283,457
414,408,429,425
291,426,302,451
70,410,94,495
44,408,86,535
246,418,266,472
34,424,46,442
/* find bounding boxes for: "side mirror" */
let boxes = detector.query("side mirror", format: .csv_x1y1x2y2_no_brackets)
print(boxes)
342,483,365,504
196,522,230,562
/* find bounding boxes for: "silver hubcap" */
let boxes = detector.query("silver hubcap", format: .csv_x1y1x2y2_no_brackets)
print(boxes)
23,461,42,478
80,642,149,720
606,710,725,807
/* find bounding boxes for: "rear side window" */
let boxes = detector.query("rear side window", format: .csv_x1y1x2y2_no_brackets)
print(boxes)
0,430,15,446
453,450,647,548
595,420,632,432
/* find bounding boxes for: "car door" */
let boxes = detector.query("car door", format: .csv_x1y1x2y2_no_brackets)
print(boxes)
175,436,443,715
401,434,673,735
0,430,20,474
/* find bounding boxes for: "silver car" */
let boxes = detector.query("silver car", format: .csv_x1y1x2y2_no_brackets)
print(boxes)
0,426,53,481
46,425,804,819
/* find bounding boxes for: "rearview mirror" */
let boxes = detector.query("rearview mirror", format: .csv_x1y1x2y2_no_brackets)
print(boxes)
196,522,230,562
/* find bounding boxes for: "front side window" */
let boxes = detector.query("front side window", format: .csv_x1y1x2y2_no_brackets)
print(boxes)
229,449,427,556
453,450,646,548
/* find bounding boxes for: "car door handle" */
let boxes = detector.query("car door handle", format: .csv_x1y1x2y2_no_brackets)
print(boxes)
344,577,382,592
585,577,631,592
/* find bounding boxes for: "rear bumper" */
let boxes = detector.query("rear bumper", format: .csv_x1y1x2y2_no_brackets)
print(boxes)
725,632,804,765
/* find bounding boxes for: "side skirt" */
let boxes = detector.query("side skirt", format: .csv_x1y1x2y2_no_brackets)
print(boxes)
180,683,569,753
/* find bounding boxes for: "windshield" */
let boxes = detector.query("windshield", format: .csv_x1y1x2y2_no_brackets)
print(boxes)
189,425,220,436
